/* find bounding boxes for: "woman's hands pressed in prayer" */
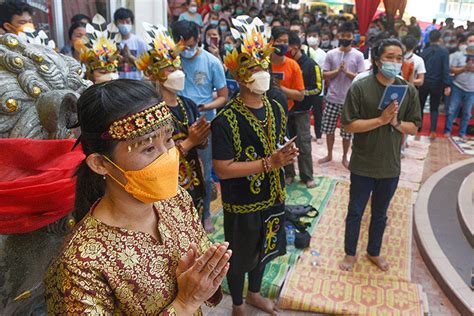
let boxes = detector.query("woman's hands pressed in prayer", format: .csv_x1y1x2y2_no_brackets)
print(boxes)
172,242,232,314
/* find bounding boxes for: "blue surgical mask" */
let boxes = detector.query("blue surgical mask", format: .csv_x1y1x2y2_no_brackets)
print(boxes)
181,46,198,59
189,6,197,13
380,61,402,79
117,24,132,35
210,20,218,26
220,25,228,32
224,43,234,52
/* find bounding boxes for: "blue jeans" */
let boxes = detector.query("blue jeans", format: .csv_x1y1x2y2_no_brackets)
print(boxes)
444,85,474,137
344,173,399,257
198,109,216,220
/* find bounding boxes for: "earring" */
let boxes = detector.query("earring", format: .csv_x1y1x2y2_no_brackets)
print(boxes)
103,175,106,180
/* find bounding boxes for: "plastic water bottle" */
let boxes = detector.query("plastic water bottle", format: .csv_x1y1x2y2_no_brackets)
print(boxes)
285,224,295,251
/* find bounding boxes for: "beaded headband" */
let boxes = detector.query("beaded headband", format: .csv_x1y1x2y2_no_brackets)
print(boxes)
78,14,121,75
135,22,185,82
224,16,274,84
101,101,172,141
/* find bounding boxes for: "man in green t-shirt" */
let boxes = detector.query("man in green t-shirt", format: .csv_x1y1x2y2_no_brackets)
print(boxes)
339,39,422,272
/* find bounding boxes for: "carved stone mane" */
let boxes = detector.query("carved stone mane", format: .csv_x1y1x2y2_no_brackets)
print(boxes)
0,33,91,139
0,34,91,315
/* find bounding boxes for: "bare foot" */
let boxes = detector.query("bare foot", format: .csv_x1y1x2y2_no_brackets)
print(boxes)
204,217,215,233
339,255,356,271
246,292,277,315
305,180,316,189
285,176,294,185
444,133,450,138
317,138,323,145
430,132,437,140
367,254,390,271
342,156,350,169
318,155,332,164
232,304,246,316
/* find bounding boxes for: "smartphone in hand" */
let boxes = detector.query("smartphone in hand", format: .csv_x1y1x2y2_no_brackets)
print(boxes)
277,136,297,151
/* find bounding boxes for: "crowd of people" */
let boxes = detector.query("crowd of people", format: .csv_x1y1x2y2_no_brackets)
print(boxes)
0,0,473,315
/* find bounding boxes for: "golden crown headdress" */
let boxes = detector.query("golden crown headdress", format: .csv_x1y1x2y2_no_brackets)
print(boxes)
224,16,274,83
78,14,121,75
135,22,185,82
18,28,56,50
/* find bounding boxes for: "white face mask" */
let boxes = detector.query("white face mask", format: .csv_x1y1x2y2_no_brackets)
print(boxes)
96,72,119,83
246,71,270,95
459,44,467,53
163,70,185,92
307,36,320,47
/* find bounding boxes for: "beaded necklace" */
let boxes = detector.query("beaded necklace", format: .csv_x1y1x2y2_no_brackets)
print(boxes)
170,97,189,128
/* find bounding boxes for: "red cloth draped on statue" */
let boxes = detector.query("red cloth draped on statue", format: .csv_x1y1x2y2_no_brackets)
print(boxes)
0,138,84,234
356,0,381,35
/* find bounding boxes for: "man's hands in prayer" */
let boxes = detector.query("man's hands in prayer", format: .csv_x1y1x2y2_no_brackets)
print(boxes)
379,100,398,125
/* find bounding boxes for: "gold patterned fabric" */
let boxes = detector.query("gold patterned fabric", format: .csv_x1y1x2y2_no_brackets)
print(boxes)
44,187,221,315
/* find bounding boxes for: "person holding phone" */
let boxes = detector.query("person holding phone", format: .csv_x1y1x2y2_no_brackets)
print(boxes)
212,17,298,316
203,24,223,61
270,26,305,118
171,20,228,233
136,23,210,220
339,39,421,272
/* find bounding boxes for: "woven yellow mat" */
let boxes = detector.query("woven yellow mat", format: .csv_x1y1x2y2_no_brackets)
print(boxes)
278,180,424,315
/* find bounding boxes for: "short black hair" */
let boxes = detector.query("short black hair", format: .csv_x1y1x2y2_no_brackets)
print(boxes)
113,7,134,24
456,33,467,44
270,17,283,27
68,22,86,41
171,20,199,42
338,21,354,34
428,29,441,43
288,31,301,47
271,26,290,41
290,18,302,26
306,25,321,35
371,38,403,74
401,35,417,51
71,14,90,24
0,1,33,29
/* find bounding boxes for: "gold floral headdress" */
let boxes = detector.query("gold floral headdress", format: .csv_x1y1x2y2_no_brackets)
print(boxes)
135,22,185,82
224,16,274,84
78,14,121,75
101,102,172,143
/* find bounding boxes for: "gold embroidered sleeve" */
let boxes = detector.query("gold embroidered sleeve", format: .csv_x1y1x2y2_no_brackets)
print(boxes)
45,261,115,315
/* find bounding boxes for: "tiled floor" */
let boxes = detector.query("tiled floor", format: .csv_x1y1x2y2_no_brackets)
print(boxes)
204,136,470,315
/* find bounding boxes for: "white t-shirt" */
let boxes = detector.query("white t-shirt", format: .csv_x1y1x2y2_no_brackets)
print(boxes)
405,53,426,77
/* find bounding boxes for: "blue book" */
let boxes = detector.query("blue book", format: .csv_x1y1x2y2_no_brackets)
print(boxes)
378,85,408,110
226,79,239,94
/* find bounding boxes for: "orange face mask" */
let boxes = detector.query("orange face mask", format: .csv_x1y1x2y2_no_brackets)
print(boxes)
104,147,180,203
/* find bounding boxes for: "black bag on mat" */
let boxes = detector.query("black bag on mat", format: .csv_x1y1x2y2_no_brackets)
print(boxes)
295,231,311,249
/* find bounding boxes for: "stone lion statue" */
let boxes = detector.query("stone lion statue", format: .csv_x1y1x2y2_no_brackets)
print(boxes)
0,33,91,315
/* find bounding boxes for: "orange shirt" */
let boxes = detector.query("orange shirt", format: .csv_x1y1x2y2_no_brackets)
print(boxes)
272,57,305,110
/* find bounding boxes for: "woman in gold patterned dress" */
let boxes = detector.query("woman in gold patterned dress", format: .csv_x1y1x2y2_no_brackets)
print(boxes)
44,79,231,315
